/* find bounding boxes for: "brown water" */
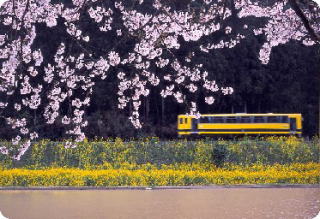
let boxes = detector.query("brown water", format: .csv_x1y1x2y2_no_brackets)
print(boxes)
0,188,319,219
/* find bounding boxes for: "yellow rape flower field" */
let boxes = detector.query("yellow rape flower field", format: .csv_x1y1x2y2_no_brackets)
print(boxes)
0,137,319,186
0,163,319,186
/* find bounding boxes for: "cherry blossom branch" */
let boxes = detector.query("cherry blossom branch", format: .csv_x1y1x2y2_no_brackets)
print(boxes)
288,0,320,41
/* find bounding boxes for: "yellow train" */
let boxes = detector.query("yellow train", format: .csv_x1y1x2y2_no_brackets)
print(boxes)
177,113,302,137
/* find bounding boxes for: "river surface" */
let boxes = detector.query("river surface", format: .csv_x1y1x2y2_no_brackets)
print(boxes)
0,187,319,219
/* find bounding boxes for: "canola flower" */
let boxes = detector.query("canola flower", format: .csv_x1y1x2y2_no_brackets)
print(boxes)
0,163,319,186
0,136,319,186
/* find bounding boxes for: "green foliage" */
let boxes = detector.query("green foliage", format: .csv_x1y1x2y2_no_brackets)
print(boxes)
0,137,319,170
29,140,48,167
212,142,229,167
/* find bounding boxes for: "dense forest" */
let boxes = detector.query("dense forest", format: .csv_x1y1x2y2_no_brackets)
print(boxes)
84,39,319,138
33,26,320,138
0,0,319,140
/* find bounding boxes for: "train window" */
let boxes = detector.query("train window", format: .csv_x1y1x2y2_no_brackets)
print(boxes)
226,117,237,123
200,117,210,123
214,117,224,123
180,118,183,124
280,116,288,123
240,117,252,123
200,117,217,123
267,116,278,123
185,118,188,124
254,116,265,123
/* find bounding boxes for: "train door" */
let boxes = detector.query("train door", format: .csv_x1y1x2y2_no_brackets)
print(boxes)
191,118,198,133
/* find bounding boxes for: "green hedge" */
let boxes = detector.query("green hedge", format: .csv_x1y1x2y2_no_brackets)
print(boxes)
0,136,319,169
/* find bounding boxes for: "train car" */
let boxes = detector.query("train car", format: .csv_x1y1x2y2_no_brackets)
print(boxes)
177,113,302,137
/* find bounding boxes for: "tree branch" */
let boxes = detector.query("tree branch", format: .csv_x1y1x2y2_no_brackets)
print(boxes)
288,0,320,42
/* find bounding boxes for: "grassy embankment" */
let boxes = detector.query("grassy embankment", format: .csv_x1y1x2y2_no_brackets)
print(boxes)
0,136,319,186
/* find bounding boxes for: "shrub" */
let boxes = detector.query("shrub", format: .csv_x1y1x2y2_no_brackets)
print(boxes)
212,143,229,167
0,137,318,169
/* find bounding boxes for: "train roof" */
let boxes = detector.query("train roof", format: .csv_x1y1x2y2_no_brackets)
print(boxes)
178,113,302,117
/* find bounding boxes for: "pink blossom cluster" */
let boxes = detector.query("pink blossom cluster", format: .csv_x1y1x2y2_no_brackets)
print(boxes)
236,0,319,64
